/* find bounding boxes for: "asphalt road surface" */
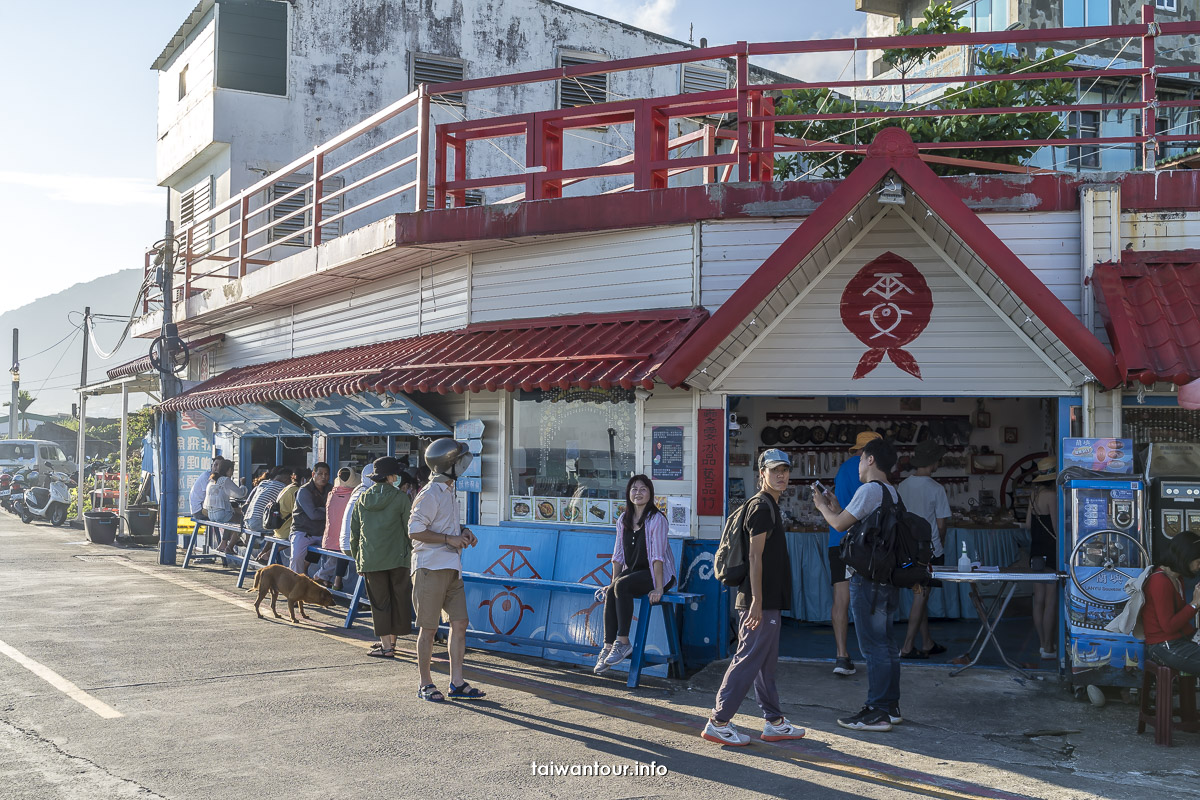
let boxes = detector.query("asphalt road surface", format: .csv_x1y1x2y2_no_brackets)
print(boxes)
0,514,1194,799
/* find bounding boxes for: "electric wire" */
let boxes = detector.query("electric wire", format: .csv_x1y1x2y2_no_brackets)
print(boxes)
16,323,84,361
29,327,82,395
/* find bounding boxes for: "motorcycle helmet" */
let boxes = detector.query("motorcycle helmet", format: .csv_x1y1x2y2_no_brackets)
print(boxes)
424,438,473,480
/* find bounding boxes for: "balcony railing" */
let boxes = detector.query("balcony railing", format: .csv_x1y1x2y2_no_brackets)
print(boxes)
145,4,1200,314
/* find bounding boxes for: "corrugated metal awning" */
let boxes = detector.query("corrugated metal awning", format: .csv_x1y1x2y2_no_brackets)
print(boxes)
105,334,225,381
158,308,707,412
1092,251,1200,385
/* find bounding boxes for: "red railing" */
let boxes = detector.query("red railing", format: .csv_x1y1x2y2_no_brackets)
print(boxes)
146,4,1200,313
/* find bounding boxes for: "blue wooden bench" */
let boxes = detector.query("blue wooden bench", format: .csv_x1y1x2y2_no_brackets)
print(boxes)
456,571,699,688
305,546,372,629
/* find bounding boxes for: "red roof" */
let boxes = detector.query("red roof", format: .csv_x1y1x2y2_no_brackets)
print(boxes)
1092,251,1200,386
656,128,1123,389
105,334,225,380
160,309,707,412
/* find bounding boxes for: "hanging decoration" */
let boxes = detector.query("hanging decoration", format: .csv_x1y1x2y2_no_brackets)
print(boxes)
840,251,933,380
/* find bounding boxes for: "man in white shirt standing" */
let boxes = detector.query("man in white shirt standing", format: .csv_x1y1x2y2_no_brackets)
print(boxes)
897,440,951,660
408,438,483,702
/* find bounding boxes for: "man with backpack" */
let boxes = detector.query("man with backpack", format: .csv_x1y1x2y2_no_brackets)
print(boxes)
829,431,880,676
813,437,905,732
702,448,806,746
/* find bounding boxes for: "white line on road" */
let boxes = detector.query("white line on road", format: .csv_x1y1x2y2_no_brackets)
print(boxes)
0,638,124,719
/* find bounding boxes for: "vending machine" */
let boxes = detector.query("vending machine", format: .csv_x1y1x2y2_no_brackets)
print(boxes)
1062,472,1150,690
1145,443,1200,558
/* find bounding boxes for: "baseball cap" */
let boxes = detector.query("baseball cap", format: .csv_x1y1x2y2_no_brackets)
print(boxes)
849,431,883,452
911,439,947,468
758,448,792,470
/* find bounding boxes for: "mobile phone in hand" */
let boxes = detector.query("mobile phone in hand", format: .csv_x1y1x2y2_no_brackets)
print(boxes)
813,480,829,496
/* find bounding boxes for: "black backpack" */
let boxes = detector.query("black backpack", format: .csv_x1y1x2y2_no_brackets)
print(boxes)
264,498,290,531
715,493,778,587
839,481,932,588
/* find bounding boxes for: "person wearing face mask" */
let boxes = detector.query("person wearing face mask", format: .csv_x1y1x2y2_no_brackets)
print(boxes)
593,474,677,674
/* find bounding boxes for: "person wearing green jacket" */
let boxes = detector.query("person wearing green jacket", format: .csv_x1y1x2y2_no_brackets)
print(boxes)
350,456,413,659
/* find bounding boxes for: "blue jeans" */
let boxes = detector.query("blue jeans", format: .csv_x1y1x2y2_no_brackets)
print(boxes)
849,574,901,710
1148,639,1200,675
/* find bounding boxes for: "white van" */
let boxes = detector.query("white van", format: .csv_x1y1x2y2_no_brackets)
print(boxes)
0,439,77,477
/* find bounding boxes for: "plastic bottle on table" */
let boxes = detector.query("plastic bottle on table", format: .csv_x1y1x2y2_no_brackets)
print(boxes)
958,542,971,573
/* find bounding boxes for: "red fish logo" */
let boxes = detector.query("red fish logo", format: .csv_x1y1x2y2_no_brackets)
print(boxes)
841,252,932,380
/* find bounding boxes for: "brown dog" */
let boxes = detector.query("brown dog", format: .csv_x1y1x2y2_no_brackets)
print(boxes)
248,564,335,623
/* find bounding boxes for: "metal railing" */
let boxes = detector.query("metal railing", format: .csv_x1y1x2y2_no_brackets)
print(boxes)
145,4,1200,313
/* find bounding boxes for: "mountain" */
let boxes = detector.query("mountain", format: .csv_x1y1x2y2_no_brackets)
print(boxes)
0,269,154,417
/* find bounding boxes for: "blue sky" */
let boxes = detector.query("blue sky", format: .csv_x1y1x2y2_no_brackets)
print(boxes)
0,0,866,318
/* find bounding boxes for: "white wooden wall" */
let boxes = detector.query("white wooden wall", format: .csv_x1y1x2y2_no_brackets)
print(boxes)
1123,210,1200,251
713,213,1077,396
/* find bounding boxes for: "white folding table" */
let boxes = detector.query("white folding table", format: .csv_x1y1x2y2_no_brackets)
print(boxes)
931,568,1060,678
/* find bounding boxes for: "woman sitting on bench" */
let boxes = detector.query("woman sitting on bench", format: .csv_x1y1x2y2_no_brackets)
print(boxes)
1141,530,1200,675
594,474,677,674
205,459,247,553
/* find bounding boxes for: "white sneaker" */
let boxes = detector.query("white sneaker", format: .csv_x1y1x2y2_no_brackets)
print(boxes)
593,644,614,674
604,641,634,665
762,718,806,741
701,719,750,746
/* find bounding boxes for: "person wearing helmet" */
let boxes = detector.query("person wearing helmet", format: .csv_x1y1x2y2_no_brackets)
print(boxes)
408,438,484,702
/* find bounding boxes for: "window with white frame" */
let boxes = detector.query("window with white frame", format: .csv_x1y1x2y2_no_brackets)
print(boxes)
412,53,466,106
180,177,213,254
1156,0,1178,13
507,388,637,526
559,51,609,108
1064,0,1111,26
267,175,345,246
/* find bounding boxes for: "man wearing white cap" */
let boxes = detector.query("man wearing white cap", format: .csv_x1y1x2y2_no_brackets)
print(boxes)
828,430,881,676
701,448,806,746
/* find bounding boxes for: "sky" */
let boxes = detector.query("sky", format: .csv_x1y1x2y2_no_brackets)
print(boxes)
0,0,867,410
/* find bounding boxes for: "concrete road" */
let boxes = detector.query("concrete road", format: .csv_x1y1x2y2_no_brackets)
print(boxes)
0,514,1194,800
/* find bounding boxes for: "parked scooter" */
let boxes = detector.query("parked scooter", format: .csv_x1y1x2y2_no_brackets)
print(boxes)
7,467,35,517
0,470,13,512
20,470,73,527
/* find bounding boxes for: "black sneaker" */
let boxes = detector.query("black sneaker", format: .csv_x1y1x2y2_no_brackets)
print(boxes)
887,704,903,725
833,656,856,676
837,706,893,732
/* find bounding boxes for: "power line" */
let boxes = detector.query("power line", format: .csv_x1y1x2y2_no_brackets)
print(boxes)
18,323,84,360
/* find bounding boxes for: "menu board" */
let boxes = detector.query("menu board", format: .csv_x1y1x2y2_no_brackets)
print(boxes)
1063,438,1133,474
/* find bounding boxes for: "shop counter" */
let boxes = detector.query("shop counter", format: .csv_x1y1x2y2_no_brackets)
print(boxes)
784,526,1031,622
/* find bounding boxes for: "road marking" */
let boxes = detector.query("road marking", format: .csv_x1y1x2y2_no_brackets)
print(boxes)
0,639,123,719
113,558,1024,800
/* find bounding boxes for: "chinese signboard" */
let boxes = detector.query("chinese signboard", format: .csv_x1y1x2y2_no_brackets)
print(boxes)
696,409,724,516
841,252,933,380
178,411,215,497
1063,438,1134,474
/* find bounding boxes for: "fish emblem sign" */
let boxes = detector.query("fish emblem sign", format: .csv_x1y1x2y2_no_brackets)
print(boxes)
840,252,932,380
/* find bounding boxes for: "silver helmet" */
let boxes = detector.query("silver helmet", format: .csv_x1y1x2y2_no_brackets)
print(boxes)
424,438,473,479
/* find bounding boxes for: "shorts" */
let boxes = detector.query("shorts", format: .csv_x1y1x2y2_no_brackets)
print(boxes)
828,545,848,586
412,568,468,628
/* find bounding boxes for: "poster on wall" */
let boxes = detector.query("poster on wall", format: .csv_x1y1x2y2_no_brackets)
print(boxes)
667,496,691,537
696,409,725,516
177,412,215,498
1063,438,1133,474
651,426,684,480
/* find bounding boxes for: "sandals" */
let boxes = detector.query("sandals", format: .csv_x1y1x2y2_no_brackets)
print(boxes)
926,642,947,656
418,684,445,702
448,682,487,700
367,645,394,659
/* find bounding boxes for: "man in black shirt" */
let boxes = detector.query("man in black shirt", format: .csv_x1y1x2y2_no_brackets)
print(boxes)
702,449,806,746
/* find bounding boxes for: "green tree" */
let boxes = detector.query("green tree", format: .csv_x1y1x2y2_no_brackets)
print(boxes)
773,3,1077,179
883,2,970,105
3,389,36,413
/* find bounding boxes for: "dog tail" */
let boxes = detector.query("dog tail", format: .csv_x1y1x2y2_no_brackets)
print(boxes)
247,570,261,593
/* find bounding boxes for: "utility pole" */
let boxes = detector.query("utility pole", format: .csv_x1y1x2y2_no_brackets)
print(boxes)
158,214,180,566
8,329,17,440
76,308,90,523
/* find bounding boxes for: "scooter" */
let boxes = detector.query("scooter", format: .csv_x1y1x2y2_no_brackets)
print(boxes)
7,467,35,517
0,470,13,512
20,471,73,527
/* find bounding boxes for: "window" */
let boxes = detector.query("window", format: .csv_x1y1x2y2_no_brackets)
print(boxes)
426,188,483,209
216,0,288,96
953,0,994,33
681,64,729,94
267,176,345,246
1069,110,1100,169
1157,0,1178,12
180,177,214,254
508,389,637,526
412,53,466,106
1064,0,1110,26
178,65,189,100
0,443,34,461
559,52,609,108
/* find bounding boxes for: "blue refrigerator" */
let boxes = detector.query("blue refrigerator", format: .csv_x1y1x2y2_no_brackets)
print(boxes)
1062,479,1150,690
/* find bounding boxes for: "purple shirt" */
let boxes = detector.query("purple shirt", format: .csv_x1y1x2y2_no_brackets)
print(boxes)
612,511,676,589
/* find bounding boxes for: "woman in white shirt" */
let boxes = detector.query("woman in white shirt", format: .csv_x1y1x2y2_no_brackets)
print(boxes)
204,459,247,551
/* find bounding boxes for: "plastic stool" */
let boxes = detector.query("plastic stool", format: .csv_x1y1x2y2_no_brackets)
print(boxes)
1137,661,1199,747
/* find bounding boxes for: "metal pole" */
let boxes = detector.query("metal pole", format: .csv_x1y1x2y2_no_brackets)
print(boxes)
76,308,90,523
158,210,181,566
119,382,128,530
9,329,17,439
